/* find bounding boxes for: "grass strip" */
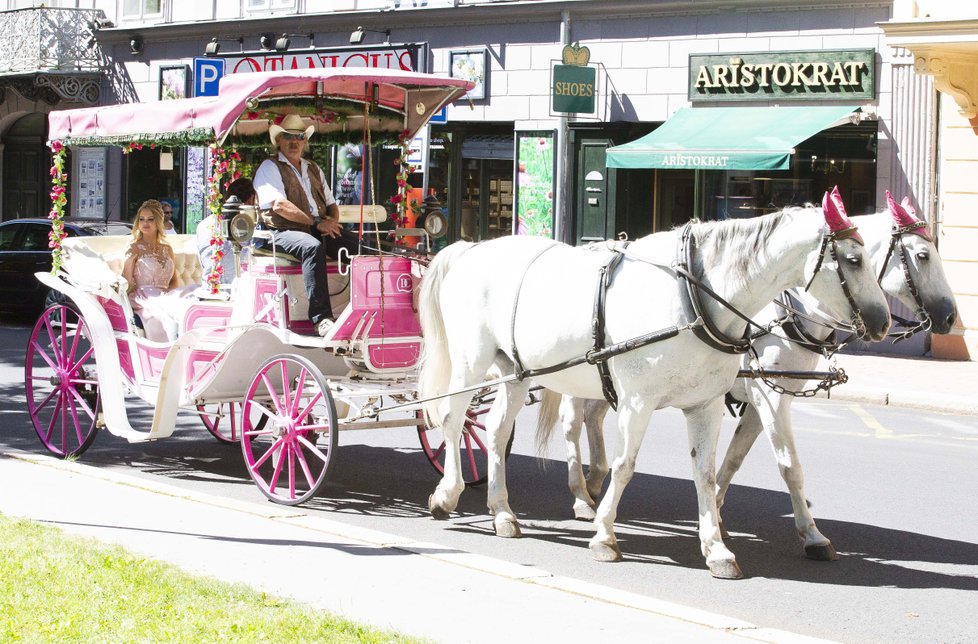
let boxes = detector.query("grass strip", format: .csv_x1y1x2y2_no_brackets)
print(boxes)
0,513,423,643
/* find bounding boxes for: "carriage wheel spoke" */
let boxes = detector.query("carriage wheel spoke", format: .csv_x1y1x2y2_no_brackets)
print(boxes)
252,437,285,469
290,370,308,416
296,433,329,464
279,361,292,415
30,339,58,371
68,385,96,421
259,373,285,416
44,396,64,444
294,390,323,426
66,392,85,446
463,432,480,480
34,386,58,413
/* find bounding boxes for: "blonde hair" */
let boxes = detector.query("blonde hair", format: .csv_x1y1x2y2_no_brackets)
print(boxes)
132,199,170,246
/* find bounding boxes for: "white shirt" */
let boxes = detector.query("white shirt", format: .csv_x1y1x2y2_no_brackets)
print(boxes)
253,152,337,218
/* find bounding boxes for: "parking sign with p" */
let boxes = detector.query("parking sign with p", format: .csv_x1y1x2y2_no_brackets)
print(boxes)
194,58,225,97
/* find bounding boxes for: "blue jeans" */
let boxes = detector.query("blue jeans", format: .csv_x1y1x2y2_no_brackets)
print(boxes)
266,229,359,323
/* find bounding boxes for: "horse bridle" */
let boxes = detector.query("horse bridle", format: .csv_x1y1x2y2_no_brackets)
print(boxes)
877,224,933,342
803,226,869,340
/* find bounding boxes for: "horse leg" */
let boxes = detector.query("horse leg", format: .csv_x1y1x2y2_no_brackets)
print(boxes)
715,403,764,539
486,380,532,538
684,399,743,579
428,388,478,519
589,402,653,563
558,396,596,520
581,399,611,518
748,382,837,561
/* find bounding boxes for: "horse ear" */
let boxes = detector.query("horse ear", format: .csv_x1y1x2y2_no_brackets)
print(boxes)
886,190,931,240
822,185,863,244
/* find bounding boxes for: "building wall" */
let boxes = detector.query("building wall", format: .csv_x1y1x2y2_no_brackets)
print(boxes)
931,94,978,359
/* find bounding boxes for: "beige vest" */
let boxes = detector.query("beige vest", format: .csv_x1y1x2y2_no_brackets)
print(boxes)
260,158,330,232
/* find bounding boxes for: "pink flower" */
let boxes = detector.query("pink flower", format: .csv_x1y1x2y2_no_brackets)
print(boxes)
51,140,64,153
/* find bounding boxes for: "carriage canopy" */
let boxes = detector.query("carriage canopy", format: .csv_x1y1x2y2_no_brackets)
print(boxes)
47,68,475,148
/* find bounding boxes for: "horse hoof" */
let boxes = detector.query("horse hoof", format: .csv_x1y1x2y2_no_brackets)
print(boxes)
573,503,596,521
493,518,522,538
428,495,450,521
590,543,622,562
708,559,744,579
805,543,839,561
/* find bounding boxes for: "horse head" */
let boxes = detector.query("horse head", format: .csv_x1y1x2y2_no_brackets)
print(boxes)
805,186,891,341
878,191,958,334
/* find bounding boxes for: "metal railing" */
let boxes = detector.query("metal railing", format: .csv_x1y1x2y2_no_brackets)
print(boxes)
0,7,106,76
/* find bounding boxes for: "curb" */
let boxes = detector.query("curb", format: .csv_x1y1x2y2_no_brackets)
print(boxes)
3,449,834,644
816,387,978,415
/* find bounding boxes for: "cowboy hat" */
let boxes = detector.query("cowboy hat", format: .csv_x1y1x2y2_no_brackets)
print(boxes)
268,114,315,145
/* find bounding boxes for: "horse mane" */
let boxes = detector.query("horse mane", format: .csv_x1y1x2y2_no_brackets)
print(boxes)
688,205,814,287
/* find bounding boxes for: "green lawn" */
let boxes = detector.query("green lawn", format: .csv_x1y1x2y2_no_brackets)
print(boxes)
0,514,422,643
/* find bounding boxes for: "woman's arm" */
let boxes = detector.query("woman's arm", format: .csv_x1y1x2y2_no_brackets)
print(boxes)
121,244,137,294
166,245,179,290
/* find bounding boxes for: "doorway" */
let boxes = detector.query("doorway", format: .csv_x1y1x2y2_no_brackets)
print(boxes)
2,113,52,221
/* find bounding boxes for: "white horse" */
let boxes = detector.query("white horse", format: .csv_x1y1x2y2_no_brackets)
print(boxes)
536,192,957,562
418,191,891,578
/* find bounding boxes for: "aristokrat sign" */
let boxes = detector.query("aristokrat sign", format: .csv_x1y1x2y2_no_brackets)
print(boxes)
688,49,875,102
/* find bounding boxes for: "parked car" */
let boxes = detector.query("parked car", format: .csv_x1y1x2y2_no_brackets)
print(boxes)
0,218,132,315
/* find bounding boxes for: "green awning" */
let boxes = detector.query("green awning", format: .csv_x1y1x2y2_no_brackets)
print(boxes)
606,105,858,170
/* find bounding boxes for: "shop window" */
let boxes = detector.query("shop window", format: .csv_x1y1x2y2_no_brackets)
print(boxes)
702,123,878,222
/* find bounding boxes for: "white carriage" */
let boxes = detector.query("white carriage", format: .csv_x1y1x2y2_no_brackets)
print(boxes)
25,68,493,505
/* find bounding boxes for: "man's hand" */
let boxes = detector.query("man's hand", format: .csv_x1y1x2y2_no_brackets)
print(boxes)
316,216,343,238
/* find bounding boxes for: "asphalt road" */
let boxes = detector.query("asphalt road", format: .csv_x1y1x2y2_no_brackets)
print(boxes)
2,318,976,643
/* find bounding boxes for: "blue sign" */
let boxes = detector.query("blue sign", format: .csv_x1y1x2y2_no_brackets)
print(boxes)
193,58,225,97
429,107,447,124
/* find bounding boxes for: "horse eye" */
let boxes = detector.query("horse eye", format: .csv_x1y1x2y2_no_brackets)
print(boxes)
916,250,929,261
845,253,861,266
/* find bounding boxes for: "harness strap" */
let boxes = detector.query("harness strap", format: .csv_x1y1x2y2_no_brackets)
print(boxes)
510,242,562,381
592,249,627,410
777,291,841,356
675,223,752,354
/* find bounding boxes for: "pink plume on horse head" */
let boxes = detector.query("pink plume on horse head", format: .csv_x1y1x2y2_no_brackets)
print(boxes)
886,190,932,240
822,185,863,244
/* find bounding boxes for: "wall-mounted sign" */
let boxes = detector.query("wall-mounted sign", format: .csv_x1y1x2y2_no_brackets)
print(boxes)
689,49,875,102
553,44,596,114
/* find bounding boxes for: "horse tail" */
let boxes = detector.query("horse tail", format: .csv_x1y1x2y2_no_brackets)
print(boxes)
535,388,563,455
418,241,474,426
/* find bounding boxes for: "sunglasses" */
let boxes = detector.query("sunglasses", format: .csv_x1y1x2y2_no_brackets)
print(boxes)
279,132,306,141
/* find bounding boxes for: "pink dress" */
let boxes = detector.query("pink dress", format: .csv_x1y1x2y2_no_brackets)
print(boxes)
126,241,196,342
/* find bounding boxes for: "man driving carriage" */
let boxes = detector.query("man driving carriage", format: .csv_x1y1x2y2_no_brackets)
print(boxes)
253,113,360,336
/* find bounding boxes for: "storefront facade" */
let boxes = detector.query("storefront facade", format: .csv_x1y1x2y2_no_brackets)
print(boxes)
5,0,965,356
882,1,978,360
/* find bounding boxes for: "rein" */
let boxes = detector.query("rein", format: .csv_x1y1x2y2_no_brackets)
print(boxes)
803,228,868,339
876,225,933,342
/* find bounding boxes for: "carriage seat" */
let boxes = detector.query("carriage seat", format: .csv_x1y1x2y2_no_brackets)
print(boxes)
60,234,203,289
248,204,389,268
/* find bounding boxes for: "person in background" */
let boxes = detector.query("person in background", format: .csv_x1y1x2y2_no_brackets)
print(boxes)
196,177,255,285
253,114,358,336
122,199,196,341
161,201,176,234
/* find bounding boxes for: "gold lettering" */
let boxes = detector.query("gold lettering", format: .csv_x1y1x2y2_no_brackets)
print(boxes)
754,63,774,87
712,65,732,87
790,62,805,86
772,63,792,86
811,62,831,86
740,64,756,87
695,66,715,89
843,61,865,86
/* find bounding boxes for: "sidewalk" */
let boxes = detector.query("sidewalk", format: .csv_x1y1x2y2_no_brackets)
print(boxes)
816,352,978,415
0,451,828,644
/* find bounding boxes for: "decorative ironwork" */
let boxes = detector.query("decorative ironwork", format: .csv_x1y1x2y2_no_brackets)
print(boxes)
0,7,107,105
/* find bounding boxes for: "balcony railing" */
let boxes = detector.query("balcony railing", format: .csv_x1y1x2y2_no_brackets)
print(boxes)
0,7,105,76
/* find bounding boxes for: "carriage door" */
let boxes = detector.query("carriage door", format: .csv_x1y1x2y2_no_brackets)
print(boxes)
575,139,610,245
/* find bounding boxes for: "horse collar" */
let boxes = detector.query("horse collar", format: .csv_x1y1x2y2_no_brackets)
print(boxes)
675,223,751,355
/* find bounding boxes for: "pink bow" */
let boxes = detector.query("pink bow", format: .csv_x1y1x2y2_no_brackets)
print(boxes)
822,186,863,244
886,190,932,240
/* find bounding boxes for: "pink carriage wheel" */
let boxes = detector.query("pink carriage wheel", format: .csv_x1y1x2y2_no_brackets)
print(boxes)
416,395,514,487
197,402,268,444
24,304,101,458
240,354,338,505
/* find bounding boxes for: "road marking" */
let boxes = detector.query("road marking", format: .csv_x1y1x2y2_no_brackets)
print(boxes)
847,403,894,439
